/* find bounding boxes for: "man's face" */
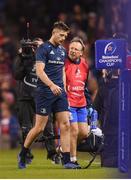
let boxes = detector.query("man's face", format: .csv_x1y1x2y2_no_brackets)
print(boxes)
68,42,83,61
53,29,68,45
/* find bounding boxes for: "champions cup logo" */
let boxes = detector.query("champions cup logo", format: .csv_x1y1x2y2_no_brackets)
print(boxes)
104,42,117,55
96,39,126,69
98,41,122,67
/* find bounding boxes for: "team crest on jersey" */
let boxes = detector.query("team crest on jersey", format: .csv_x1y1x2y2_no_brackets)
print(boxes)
40,108,47,114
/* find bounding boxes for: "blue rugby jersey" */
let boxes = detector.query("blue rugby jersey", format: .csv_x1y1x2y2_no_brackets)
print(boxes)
36,41,67,89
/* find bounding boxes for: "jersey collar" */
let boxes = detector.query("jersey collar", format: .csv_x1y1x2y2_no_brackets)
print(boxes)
68,57,81,64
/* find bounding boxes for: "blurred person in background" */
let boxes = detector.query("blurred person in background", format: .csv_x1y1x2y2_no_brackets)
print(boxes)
86,12,97,46
0,101,19,149
0,78,19,149
0,80,16,105
0,47,13,83
0,27,10,46
0,102,12,149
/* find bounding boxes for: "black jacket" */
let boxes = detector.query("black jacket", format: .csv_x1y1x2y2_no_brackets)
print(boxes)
13,54,38,100
93,78,119,133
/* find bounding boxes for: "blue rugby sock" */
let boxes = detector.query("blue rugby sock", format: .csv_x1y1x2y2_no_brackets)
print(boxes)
62,152,70,164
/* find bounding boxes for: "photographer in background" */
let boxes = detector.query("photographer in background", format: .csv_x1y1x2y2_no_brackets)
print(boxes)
13,38,59,164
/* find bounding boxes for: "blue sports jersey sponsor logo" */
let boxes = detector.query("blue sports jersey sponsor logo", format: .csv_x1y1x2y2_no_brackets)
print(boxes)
48,60,64,64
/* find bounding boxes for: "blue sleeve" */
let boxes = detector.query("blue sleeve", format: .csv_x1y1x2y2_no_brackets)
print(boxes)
64,49,68,64
35,45,47,63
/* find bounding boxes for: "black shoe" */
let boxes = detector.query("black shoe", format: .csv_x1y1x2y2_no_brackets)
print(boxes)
47,153,62,164
26,150,34,164
18,153,26,169
52,153,62,164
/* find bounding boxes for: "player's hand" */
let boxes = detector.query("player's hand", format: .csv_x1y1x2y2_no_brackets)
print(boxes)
49,83,62,95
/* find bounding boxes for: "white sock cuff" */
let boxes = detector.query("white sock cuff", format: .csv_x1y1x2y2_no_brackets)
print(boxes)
70,156,77,162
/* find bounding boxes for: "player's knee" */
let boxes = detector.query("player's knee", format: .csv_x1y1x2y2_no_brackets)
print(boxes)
82,131,88,138
79,130,88,139
64,120,70,131
71,126,79,137
60,119,70,131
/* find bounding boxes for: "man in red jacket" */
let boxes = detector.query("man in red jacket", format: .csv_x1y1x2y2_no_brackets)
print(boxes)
65,37,89,168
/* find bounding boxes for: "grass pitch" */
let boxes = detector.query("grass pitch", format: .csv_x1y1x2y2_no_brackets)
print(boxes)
0,148,127,179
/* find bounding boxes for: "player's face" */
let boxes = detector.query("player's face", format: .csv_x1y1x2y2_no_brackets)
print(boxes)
53,29,68,45
68,42,83,61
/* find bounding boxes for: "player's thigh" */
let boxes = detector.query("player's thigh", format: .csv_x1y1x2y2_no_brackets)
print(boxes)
77,107,88,135
55,111,69,126
70,122,79,136
35,91,55,116
53,92,69,115
69,107,78,123
77,107,87,123
78,122,88,137
69,107,79,135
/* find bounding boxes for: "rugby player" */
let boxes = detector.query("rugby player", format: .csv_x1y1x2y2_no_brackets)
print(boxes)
18,21,80,169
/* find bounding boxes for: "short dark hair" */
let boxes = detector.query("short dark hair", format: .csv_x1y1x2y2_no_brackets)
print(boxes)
33,37,43,42
53,21,70,32
71,37,85,51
